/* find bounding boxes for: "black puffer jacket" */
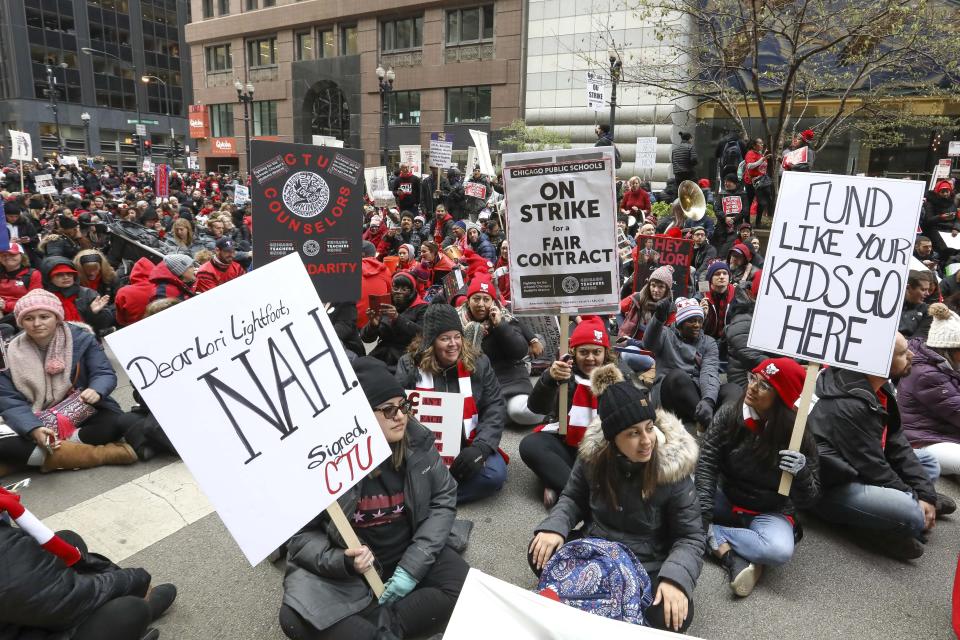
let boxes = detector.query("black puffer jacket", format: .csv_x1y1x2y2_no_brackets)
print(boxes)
696,402,820,525
724,301,769,389
0,523,151,640
920,190,958,232
536,409,704,597
360,300,428,372
807,367,937,504
459,307,531,398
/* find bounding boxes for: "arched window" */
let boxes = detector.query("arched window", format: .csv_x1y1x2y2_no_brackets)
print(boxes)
305,80,349,141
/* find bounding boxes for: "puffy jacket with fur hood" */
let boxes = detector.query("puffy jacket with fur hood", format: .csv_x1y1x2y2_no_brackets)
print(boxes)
536,365,704,597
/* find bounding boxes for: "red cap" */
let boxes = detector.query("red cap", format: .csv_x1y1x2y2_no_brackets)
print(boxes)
570,315,610,349
1,242,23,255
49,264,78,277
753,358,806,407
697,178,711,189
729,240,753,262
935,179,954,194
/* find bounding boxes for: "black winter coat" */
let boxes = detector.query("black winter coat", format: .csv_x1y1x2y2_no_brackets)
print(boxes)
920,191,958,232
807,367,937,504
724,301,769,389
360,301,428,371
461,311,531,398
40,257,116,331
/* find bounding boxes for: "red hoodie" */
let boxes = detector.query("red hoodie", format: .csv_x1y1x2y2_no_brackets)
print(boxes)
114,257,157,326
358,257,391,329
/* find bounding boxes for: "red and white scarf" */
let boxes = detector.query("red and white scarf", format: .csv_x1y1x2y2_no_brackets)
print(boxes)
0,488,80,566
416,362,478,440
538,375,597,447
743,403,762,433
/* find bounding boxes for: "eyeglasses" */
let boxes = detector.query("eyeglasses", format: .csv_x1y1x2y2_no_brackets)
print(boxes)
374,400,413,419
747,373,774,393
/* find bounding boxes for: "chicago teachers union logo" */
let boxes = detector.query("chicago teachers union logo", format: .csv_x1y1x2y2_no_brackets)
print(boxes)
282,171,330,218
561,276,580,294
302,239,321,256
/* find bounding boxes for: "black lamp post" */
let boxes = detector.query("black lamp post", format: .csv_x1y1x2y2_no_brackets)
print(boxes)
376,64,395,168
235,80,254,174
607,48,623,139
45,64,66,154
80,112,91,156
142,75,174,167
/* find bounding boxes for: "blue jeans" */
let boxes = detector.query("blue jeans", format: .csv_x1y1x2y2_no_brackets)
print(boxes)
614,338,655,374
456,452,507,504
710,490,795,566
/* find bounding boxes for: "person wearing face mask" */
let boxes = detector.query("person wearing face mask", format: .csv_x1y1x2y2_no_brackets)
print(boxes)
39,257,114,331
395,304,507,504
643,297,720,432
520,317,622,508
362,272,428,372
529,364,702,633
280,357,468,640
697,358,820,598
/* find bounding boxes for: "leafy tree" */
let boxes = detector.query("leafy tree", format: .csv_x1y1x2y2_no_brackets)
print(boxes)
497,119,572,152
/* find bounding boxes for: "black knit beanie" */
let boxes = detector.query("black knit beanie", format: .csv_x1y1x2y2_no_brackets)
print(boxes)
591,364,658,441
419,302,462,351
353,356,406,408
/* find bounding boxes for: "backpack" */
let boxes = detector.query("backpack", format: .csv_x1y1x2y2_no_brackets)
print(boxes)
536,537,653,626
720,139,744,176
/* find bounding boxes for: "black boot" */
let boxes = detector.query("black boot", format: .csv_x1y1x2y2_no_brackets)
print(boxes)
721,550,762,597
936,493,956,517
858,529,924,560
147,583,177,621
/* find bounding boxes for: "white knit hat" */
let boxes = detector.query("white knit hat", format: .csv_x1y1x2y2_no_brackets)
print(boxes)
927,303,960,349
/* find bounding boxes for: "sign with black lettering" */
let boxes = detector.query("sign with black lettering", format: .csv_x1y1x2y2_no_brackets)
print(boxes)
632,235,693,298
748,172,925,376
251,140,364,302
404,390,463,467
503,147,619,315
105,254,391,565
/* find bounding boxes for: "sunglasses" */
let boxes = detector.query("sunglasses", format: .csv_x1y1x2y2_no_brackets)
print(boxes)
747,372,774,394
374,399,413,419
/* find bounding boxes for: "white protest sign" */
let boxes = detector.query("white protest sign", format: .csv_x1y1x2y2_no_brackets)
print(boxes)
405,390,463,467
783,146,809,167
930,159,952,188
399,145,421,175
105,254,392,565
469,130,496,178
949,141,960,157
748,172,925,377
364,166,396,208
187,155,199,169
429,138,454,168
503,147,619,315
234,184,249,206
940,231,960,252
466,147,478,176
35,174,57,195
586,71,605,112
635,136,657,170
9,130,32,161
60,155,79,167
142,159,154,173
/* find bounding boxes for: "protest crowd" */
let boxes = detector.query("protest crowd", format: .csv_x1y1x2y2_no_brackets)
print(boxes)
0,128,958,640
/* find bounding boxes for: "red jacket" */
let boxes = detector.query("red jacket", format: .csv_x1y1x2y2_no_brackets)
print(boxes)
195,259,244,293
0,267,42,314
115,258,156,326
619,189,651,213
358,257,392,329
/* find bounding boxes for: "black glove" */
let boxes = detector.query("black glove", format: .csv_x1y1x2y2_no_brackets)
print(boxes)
694,398,715,426
654,297,673,322
450,445,486,482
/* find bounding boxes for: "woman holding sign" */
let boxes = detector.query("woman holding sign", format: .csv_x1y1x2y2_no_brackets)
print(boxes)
695,358,820,597
281,357,467,640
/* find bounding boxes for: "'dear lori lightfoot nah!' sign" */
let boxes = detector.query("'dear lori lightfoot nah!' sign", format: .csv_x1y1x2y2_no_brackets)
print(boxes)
251,140,364,302
106,254,391,565
748,172,925,377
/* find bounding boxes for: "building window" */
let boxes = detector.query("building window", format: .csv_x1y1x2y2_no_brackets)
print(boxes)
217,0,229,16
386,91,420,126
381,16,422,53
446,86,491,123
340,25,357,55
205,44,232,71
319,29,335,58
252,101,278,136
446,5,494,45
245,0,257,10
295,32,313,60
209,103,234,137
264,0,275,6
247,37,277,67
202,0,213,18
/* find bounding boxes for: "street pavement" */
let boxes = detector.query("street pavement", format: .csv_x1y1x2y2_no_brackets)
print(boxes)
7,346,958,639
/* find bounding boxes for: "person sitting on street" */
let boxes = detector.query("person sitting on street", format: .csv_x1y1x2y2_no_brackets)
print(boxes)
280,357,467,640
73,249,118,300
39,214,82,260
726,241,757,289
689,226,717,287
808,333,955,560
697,261,737,348
194,237,244,293
697,358,820,598
396,303,508,504
920,180,958,260
724,271,769,392
529,364,703,633
39,257,115,332
899,270,932,339
0,242,42,335
362,271,428,372
617,266,672,375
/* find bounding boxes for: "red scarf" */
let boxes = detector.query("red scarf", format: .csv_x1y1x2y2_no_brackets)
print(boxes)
415,361,478,440
536,375,597,447
53,292,82,322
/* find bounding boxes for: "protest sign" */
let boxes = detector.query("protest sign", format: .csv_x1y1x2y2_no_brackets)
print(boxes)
783,146,809,168
234,184,249,206
586,71,605,111
187,154,199,170
251,140,364,302
516,315,561,363
635,137,657,170
949,141,960,157
930,158,953,188
503,147,619,315
9,130,32,161
405,390,463,466
632,235,693,298
399,145,421,174
363,166,396,208
60,155,79,167
464,182,487,200
142,159,154,174
155,164,169,199
105,254,392,566
429,133,454,168
721,195,743,216
469,130,496,177
35,174,56,195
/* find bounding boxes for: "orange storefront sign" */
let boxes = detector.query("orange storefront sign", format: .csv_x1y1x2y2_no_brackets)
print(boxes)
188,104,210,139
210,137,237,156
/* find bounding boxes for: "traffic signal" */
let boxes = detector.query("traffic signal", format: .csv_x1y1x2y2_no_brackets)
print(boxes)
143,139,152,156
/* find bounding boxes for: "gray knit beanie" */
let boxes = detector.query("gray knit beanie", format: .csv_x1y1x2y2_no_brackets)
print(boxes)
163,253,197,277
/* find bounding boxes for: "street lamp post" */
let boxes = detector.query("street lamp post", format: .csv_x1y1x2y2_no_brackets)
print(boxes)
45,64,66,154
235,80,254,175
80,112,91,157
142,75,174,167
376,64,395,168
607,48,622,140
81,47,142,168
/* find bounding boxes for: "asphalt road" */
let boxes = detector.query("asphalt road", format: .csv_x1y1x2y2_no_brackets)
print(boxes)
8,348,959,640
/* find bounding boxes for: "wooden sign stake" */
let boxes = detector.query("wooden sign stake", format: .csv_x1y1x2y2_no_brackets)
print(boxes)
557,313,570,437
326,501,385,597
778,362,821,496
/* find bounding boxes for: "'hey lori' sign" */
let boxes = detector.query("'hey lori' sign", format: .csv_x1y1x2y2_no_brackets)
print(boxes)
106,254,391,565
748,172,925,377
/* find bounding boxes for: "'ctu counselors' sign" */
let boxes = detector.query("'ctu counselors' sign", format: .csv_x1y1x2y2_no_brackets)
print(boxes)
251,140,364,303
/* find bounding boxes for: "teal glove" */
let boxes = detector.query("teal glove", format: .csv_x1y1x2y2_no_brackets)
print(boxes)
378,566,418,604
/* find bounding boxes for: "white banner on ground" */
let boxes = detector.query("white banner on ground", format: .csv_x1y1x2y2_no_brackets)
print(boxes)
635,137,657,170
446,569,702,639
233,184,249,206
429,136,454,168
503,147,619,315
405,390,463,467
106,254,391,565
9,130,32,161
586,71,605,112
748,172,925,377
469,130,496,177
399,145,421,175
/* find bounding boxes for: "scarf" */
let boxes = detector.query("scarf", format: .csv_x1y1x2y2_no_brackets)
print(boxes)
52,291,82,322
537,374,597,447
416,361,478,440
743,403,762,433
0,489,80,566
7,323,74,412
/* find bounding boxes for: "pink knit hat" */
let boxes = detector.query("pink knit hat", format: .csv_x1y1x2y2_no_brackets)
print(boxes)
14,289,64,325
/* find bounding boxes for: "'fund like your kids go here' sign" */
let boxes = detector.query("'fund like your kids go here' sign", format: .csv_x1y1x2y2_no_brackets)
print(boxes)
106,253,391,565
748,172,925,377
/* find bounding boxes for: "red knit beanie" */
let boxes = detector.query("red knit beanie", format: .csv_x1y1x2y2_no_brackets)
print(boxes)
753,358,806,408
466,273,498,301
569,315,610,349
801,129,814,142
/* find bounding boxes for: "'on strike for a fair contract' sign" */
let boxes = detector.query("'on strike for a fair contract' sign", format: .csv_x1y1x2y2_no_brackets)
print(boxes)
747,172,925,377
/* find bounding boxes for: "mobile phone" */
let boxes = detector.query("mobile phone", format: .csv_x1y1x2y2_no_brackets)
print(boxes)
561,353,574,364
